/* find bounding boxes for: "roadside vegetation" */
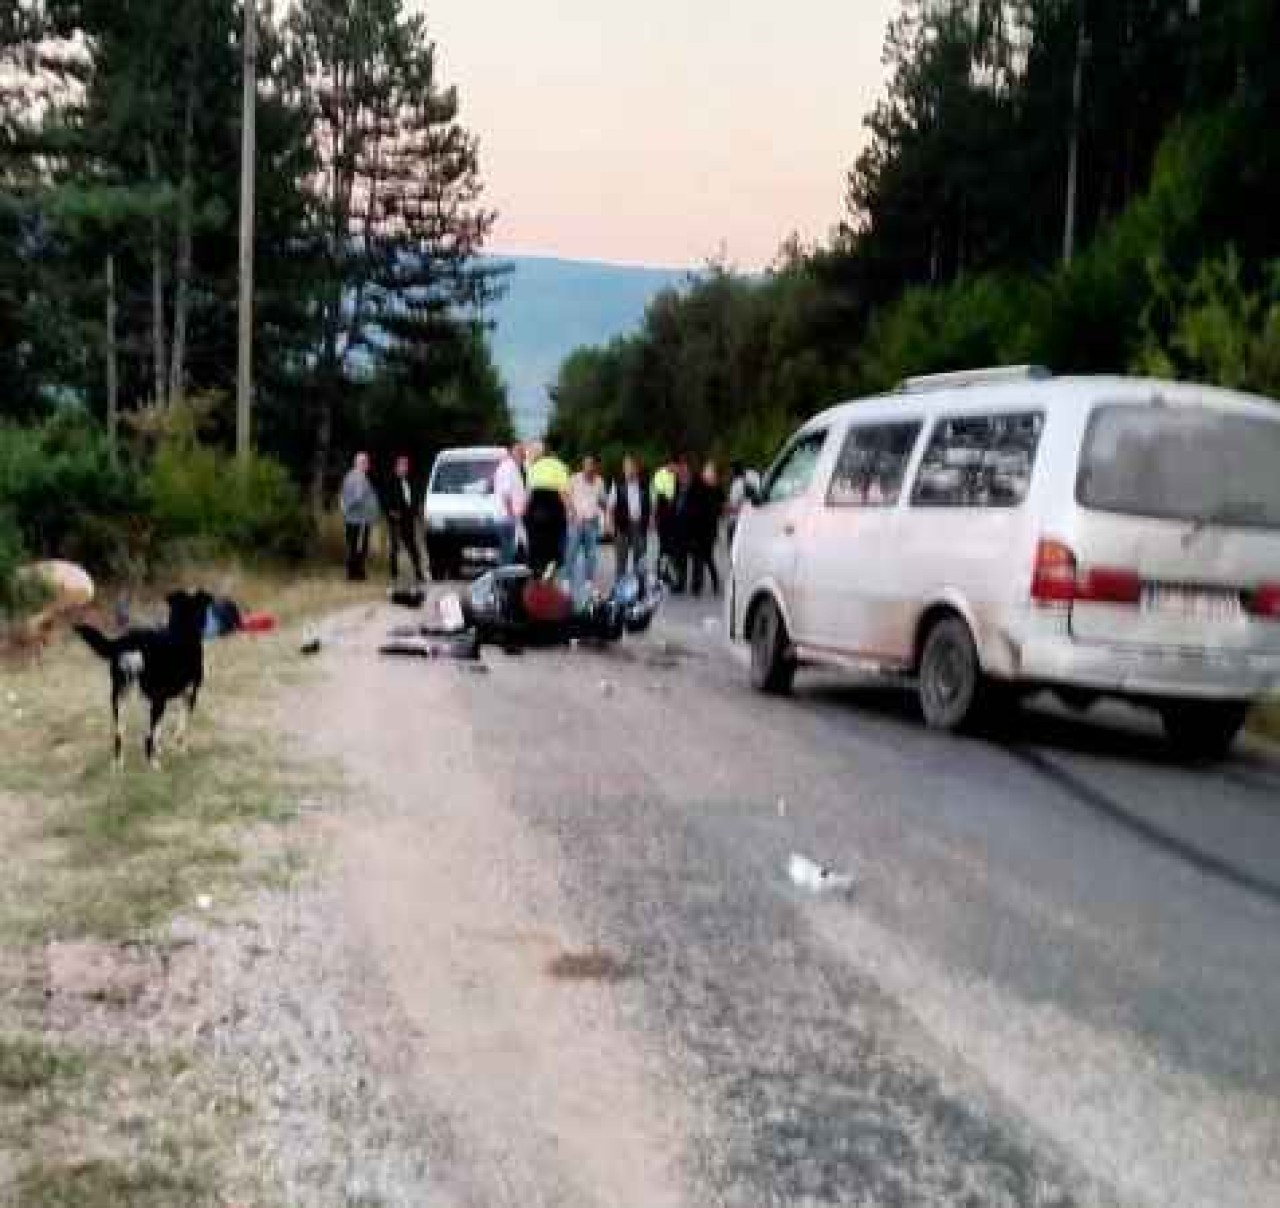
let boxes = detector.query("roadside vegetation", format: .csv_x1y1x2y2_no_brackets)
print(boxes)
0,569,359,1206
549,3,1280,465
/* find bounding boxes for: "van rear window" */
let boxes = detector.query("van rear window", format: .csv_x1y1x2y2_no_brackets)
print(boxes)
1077,405,1280,529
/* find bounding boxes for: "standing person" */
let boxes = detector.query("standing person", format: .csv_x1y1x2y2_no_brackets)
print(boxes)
609,454,651,582
651,458,679,589
565,454,607,600
688,459,726,598
384,454,425,584
524,439,570,578
493,441,527,566
340,451,379,581
669,455,695,593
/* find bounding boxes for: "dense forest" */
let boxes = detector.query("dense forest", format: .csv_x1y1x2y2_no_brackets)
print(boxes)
549,0,1280,468
1,0,511,587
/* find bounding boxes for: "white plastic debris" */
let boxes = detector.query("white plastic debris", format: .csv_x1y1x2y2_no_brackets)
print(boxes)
439,593,465,632
788,853,853,894
196,894,212,912
5,690,16,705
777,797,788,818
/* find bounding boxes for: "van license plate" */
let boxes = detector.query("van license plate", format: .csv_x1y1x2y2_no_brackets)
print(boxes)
1142,585,1242,622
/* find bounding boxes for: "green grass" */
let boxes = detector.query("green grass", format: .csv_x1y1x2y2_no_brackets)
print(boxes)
0,566,355,941
12,1159,215,1208
0,1035,85,1095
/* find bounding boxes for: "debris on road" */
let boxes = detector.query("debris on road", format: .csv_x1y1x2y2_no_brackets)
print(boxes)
299,636,323,656
546,948,632,982
379,631,481,661
777,797,787,818
788,852,854,894
438,593,466,632
388,587,426,609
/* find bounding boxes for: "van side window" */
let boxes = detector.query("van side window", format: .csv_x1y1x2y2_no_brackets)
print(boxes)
761,431,827,506
828,422,921,508
910,412,1044,508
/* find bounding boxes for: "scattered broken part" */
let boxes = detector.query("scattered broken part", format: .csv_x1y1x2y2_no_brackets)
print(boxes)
546,948,631,982
788,852,854,894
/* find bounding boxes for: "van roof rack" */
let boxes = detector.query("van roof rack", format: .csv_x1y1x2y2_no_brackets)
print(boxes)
898,365,1053,394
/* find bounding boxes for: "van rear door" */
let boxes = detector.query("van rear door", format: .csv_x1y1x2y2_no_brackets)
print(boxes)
1068,402,1280,652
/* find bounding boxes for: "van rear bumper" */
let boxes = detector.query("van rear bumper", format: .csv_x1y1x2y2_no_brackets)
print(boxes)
1016,636,1280,702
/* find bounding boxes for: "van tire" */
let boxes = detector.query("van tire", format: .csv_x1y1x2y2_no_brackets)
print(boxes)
427,541,455,582
1159,700,1248,762
918,617,987,732
750,597,796,695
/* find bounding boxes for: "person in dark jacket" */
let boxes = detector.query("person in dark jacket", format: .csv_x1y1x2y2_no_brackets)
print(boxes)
687,459,726,597
667,455,695,593
608,454,651,582
384,454,425,584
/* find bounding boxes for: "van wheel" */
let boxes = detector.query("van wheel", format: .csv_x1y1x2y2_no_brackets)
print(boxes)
918,618,986,732
1159,701,1248,762
427,542,453,582
750,598,796,695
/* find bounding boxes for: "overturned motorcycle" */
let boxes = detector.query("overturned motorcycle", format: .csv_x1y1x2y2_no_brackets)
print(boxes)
380,567,664,658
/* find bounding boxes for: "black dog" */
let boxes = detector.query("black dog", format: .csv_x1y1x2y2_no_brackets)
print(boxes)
74,589,212,769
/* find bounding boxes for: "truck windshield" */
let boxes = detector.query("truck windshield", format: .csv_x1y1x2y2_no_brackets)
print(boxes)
1077,404,1280,529
431,459,498,495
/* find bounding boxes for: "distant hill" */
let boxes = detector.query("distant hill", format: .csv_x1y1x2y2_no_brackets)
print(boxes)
485,255,689,438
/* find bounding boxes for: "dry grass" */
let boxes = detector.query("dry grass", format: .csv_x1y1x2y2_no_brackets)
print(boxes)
0,563,364,1206
1251,702,1280,744
11,1159,215,1208
0,586,341,941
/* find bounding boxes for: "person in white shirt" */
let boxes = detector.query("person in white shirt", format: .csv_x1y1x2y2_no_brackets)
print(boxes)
493,442,526,565
565,454,607,600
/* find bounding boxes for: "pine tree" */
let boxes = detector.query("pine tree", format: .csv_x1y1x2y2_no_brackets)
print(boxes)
283,0,505,506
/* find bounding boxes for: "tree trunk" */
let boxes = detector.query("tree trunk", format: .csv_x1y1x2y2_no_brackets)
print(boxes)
168,56,197,406
145,139,168,408
105,253,118,461
309,355,335,515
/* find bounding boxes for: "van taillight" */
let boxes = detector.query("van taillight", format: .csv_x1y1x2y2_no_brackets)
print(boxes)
1031,540,1141,606
1031,540,1077,603
1247,584,1280,620
1078,567,1142,605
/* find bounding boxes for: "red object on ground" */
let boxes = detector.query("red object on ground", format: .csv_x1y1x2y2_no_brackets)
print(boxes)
522,580,572,623
239,611,277,634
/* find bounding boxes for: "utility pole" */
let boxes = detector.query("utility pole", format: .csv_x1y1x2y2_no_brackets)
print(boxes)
236,0,257,464
105,254,118,462
1062,6,1087,265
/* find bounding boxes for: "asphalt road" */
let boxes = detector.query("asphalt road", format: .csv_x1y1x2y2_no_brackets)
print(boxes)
309,587,1280,1208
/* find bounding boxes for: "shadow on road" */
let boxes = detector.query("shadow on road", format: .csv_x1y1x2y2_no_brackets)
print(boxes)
798,679,1280,909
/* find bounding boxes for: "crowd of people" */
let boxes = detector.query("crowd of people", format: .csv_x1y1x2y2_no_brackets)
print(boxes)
338,442,758,597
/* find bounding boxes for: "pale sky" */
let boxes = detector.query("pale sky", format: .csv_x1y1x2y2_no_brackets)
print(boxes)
416,1,899,269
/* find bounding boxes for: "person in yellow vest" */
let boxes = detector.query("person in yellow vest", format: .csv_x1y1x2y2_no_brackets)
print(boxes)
651,457,684,589
524,439,571,577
